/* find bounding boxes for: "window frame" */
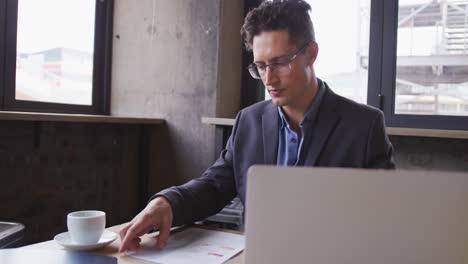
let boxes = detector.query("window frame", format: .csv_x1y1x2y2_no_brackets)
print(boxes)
240,0,265,109
369,0,468,130
0,0,113,115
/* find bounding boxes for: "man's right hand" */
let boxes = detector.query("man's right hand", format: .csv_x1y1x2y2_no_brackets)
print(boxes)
118,196,174,252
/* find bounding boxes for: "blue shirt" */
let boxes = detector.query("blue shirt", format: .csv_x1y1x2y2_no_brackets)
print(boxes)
276,81,326,166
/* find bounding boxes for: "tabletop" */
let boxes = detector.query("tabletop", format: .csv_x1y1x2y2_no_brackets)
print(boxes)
22,224,244,264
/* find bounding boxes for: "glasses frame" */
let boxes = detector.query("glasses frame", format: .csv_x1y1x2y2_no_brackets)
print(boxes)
247,41,311,80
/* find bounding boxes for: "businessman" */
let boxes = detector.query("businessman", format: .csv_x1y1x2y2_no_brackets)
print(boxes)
119,0,395,252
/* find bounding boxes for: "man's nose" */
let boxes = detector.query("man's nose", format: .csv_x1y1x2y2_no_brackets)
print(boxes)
263,66,278,86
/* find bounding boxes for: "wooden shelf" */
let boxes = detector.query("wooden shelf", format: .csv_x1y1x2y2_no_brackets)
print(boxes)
202,117,235,126
386,127,468,139
0,111,165,125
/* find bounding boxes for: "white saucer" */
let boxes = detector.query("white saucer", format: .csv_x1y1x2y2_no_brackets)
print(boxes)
54,230,118,251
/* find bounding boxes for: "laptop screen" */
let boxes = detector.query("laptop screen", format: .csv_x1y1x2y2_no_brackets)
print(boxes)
244,166,468,264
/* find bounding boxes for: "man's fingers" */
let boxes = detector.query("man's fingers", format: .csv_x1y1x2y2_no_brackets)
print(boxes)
125,238,141,251
119,197,173,252
119,218,151,252
156,219,171,249
136,226,154,237
119,223,132,241
120,225,143,251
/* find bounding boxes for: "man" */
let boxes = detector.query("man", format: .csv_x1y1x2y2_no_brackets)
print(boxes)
119,0,394,252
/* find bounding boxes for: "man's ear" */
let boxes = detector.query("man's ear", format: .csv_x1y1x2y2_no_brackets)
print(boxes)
306,42,319,66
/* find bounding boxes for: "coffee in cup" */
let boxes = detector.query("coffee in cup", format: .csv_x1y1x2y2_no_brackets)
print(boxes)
67,210,106,244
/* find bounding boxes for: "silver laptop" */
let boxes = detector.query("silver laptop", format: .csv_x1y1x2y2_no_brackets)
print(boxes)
244,165,468,264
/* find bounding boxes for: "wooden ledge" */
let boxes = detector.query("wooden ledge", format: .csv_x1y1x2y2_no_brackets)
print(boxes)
201,117,235,126
0,111,165,125
386,127,468,139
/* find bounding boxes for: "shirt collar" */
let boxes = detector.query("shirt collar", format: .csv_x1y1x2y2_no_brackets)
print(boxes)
278,106,288,129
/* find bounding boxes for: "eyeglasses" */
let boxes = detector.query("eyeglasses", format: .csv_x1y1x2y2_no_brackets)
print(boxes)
247,42,310,80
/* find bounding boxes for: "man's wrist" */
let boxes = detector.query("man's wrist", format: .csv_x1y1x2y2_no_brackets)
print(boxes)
149,195,169,207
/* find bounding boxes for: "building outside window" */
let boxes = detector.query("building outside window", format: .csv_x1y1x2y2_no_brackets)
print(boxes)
395,0,468,117
15,0,95,105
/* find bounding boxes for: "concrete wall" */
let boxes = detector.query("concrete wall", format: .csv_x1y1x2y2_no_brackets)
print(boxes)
111,0,243,189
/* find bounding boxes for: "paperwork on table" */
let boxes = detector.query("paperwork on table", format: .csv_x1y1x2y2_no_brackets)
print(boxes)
128,227,244,264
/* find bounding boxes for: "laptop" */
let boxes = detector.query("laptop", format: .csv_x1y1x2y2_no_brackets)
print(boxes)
244,165,468,264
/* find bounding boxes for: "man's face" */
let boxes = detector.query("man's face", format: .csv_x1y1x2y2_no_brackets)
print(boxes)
252,30,316,108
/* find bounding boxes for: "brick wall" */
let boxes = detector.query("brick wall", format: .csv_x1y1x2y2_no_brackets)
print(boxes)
390,135,468,171
0,120,144,244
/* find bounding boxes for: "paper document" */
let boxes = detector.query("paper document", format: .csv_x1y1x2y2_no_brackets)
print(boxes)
129,227,245,264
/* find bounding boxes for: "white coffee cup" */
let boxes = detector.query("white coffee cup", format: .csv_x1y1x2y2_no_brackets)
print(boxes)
67,210,106,244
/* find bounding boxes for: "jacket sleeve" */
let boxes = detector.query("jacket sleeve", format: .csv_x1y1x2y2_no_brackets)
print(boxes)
365,110,395,169
150,112,242,227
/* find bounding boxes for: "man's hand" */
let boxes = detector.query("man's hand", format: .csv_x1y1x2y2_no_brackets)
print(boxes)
119,196,173,252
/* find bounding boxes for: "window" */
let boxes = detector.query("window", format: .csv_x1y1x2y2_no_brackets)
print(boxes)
395,0,468,117
0,0,113,114
305,0,371,105
372,0,468,130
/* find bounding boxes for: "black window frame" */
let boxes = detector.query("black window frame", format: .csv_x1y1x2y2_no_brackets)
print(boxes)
242,0,468,131
0,0,113,115
369,0,468,130
240,0,265,109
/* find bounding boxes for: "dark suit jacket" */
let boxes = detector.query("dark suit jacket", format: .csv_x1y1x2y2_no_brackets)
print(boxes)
156,82,395,226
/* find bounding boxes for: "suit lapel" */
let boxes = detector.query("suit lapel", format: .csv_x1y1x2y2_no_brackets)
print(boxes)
303,84,341,166
262,103,279,164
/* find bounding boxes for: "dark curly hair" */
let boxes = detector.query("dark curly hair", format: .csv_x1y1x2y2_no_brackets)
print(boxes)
241,0,316,51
